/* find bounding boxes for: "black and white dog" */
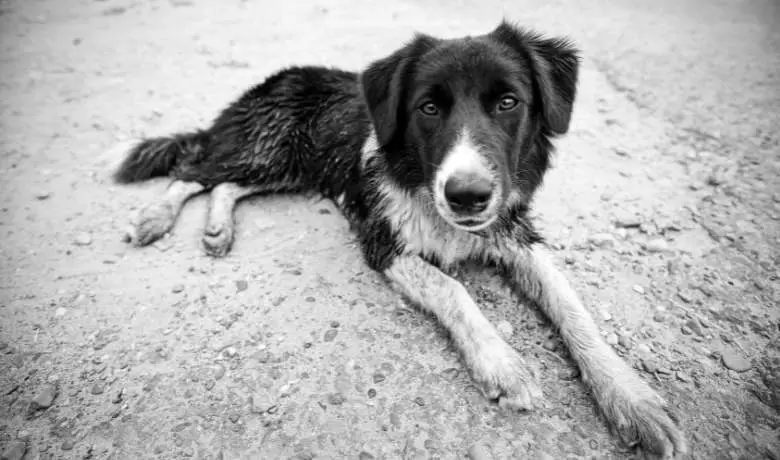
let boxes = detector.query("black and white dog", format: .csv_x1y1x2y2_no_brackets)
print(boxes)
114,21,686,458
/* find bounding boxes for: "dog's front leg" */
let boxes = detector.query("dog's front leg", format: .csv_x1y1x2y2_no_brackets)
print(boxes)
505,244,687,458
383,254,544,411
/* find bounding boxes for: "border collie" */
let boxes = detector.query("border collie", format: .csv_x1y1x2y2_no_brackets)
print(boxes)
113,21,686,458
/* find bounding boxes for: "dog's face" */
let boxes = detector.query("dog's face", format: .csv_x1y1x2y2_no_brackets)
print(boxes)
361,21,579,232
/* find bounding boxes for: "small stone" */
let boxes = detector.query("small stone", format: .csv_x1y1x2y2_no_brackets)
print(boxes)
323,329,338,342
372,372,386,384
636,343,651,355
542,338,558,351
588,233,616,248
614,216,641,228
30,384,57,410
680,326,693,335
213,364,226,380
618,334,632,349
605,333,618,346
558,367,580,380
55,307,67,317
250,394,275,414
642,359,657,374
73,232,92,246
632,285,645,295
235,280,248,292
153,239,172,252
358,452,376,460
171,284,184,294
35,191,51,200
564,255,576,265
367,388,377,399
721,350,751,372
223,346,238,358
228,413,240,423
112,389,124,404
328,393,346,405
441,368,460,381
414,396,425,406
1,441,26,460
644,238,671,253
685,319,704,336
91,383,104,395
467,443,493,460
599,310,613,321
61,439,76,451
676,371,693,383
496,320,514,340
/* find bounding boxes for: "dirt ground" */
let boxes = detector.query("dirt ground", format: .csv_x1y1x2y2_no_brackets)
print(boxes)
1,0,778,459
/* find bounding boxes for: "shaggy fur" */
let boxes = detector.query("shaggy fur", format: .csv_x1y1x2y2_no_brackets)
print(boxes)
114,21,687,458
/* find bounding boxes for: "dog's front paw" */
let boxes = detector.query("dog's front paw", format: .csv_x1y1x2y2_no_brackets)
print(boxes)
601,381,687,459
469,338,544,411
125,203,176,246
202,222,234,257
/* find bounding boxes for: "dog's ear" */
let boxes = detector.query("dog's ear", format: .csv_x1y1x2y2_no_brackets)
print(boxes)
360,34,438,146
490,21,580,135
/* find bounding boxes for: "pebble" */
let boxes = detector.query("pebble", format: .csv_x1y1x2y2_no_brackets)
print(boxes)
213,364,226,380
367,388,377,399
605,333,618,346
91,383,104,395
112,389,124,404
250,394,275,414
61,439,76,451
171,284,184,294
55,307,67,317
618,333,632,349
721,349,752,372
588,233,616,248
600,310,613,321
328,393,346,405
329,320,340,328
467,443,494,460
372,372,386,384
235,280,248,292
441,368,460,381
35,191,51,200
73,232,93,246
685,319,704,336
642,359,657,374
414,396,425,406
644,238,671,253
676,371,693,383
614,216,642,228
496,320,514,340
358,452,376,460
680,326,693,335
542,338,558,351
636,344,651,355
1,441,26,460
228,413,240,423
323,329,338,342
223,347,238,358
30,384,57,410
632,285,645,295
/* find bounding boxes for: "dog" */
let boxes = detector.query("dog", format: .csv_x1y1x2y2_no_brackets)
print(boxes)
113,21,687,458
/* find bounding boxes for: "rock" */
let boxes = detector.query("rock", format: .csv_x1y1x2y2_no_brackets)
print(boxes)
721,350,751,372
213,364,226,380
642,359,657,374
632,285,645,295
372,372,386,384
112,389,124,404
323,329,338,342
235,280,248,292
250,394,275,414
441,368,460,381
618,333,632,349
588,233,616,248
467,443,494,460
614,216,642,228
1,441,26,460
329,320,340,328
30,384,57,411
228,413,240,423
676,371,693,383
171,284,184,294
605,333,618,346
564,255,576,265
496,320,514,340
35,191,51,200
644,238,671,253
328,393,346,405
223,346,238,358
73,232,92,246
91,383,104,395
61,439,76,451
414,396,425,406
599,310,612,321
358,452,376,460
542,338,558,351
55,307,67,317
636,343,651,355
680,326,693,335
685,319,704,336
367,388,377,399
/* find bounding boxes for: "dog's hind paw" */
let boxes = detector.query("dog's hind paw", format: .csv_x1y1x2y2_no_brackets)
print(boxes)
601,382,688,459
202,223,234,257
469,339,545,411
125,202,176,246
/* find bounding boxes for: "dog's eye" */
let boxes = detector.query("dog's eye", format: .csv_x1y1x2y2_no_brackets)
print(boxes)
419,102,440,117
496,95,519,112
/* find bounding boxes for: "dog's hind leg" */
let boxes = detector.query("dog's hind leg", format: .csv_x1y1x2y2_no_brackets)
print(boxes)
125,180,205,246
202,182,264,257
505,245,687,458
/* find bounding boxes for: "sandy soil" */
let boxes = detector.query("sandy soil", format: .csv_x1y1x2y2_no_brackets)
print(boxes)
1,0,778,459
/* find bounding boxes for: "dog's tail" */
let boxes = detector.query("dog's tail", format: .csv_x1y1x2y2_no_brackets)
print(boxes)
113,130,210,183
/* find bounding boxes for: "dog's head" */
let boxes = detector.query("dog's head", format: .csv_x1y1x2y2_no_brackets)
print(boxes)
360,21,580,232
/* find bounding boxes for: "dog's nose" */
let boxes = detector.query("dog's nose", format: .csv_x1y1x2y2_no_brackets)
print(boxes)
444,174,493,213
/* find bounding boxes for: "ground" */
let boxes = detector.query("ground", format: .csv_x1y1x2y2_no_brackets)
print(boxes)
0,0,778,459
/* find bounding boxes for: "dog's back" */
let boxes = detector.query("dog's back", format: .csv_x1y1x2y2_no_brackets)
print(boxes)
115,66,371,199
